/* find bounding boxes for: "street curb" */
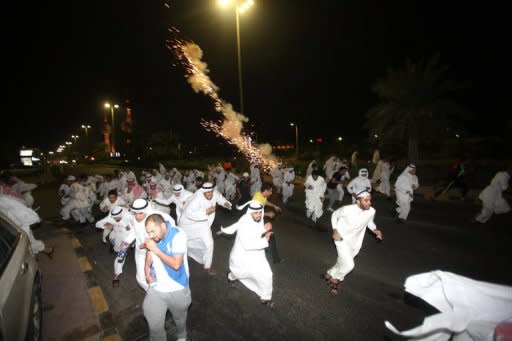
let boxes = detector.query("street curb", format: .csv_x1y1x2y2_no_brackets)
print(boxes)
67,231,122,340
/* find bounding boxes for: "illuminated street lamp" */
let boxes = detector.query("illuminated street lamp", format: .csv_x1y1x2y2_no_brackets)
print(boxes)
104,102,119,154
290,122,299,159
71,135,79,144
218,0,254,115
81,124,91,152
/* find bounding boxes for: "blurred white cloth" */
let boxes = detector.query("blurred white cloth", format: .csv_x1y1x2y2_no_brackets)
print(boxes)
385,270,512,341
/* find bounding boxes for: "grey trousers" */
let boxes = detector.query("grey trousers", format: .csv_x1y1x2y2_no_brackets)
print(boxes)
143,286,192,341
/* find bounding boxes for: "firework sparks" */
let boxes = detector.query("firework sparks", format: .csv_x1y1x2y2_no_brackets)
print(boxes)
167,30,279,172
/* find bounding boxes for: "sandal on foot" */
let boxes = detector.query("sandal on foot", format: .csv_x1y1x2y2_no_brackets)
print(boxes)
43,247,55,259
328,279,339,296
260,299,276,309
320,273,332,282
112,279,120,288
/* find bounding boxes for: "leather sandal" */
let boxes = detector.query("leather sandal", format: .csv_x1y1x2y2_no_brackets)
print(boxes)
328,279,339,296
112,278,120,288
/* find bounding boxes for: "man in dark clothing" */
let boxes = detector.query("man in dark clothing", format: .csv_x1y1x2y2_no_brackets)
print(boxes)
236,172,252,205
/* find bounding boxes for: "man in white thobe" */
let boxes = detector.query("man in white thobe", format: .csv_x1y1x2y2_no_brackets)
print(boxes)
95,206,135,287
347,168,372,203
250,163,262,196
223,169,239,201
394,164,419,223
221,201,275,308
270,165,284,194
323,190,383,295
124,198,175,290
157,184,193,222
304,170,327,223
178,182,232,275
282,166,295,204
374,159,395,198
473,168,511,223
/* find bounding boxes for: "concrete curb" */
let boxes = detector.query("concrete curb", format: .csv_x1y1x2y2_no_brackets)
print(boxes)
67,230,122,341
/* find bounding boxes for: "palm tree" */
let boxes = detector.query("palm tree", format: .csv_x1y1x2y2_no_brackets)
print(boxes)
365,55,467,162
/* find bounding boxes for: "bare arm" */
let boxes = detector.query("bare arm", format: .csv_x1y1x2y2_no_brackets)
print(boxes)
145,238,184,270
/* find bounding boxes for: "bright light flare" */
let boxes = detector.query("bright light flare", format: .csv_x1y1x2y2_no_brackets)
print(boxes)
238,0,254,13
218,0,232,7
168,31,279,171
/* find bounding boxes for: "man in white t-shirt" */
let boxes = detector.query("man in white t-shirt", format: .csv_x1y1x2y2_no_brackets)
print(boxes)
143,213,191,341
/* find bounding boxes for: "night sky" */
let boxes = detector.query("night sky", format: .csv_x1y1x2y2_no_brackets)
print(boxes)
2,1,507,153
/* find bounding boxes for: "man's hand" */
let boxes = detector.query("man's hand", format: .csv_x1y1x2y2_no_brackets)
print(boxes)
104,222,113,230
206,206,216,215
265,211,276,219
223,202,232,210
332,229,342,241
145,238,158,252
264,222,273,241
374,229,383,240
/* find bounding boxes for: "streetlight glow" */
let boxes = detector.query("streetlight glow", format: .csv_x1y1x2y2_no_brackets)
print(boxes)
219,0,254,115
290,122,299,159
81,124,92,154
104,102,120,155
218,0,231,6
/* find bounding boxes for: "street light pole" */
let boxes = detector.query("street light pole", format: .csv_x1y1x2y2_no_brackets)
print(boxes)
104,103,119,155
290,122,299,160
81,124,91,153
235,0,245,115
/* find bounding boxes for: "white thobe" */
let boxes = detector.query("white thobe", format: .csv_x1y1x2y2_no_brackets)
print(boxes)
386,271,512,341
327,204,376,281
99,196,127,214
0,195,45,254
221,214,272,300
271,167,284,194
282,168,295,204
214,169,226,195
304,175,327,222
375,162,394,197
250,165,262,196
475,171,510,223
395,167,419,220
224,173,239,201
95,213,135,275
179,190,231,269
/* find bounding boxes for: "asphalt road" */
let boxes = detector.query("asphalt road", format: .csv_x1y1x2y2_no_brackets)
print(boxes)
34,183,512,340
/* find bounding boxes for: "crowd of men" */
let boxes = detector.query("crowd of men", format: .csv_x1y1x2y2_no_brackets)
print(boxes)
0,156,510,340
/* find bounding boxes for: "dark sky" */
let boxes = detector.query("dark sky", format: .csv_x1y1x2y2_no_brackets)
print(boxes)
2,0,507,153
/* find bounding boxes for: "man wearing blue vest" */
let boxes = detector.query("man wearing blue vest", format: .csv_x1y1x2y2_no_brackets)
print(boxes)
143,213,191,341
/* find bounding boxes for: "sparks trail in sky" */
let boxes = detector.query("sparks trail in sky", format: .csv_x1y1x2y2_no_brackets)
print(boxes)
166,27,279,172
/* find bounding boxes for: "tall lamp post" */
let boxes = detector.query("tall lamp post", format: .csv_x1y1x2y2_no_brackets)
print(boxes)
104,103,119,155
81,124,91,154
219,0,254,115
290,122,299,159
